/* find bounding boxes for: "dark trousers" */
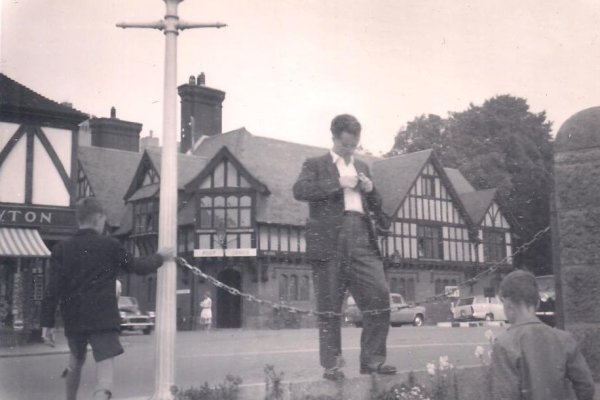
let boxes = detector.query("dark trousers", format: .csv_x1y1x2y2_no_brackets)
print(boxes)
312,214,390,369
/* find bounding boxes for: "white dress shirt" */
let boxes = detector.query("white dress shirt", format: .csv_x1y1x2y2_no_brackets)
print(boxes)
330,150,364,214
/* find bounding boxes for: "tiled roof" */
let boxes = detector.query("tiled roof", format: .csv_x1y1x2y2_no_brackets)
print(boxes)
0,73,88,124
459,189,497,225
145,149,209,189
193,128,381,226
444,168,476,194
78,146,142,227
371,150,433,216
128,183,160,202
444,167,497,225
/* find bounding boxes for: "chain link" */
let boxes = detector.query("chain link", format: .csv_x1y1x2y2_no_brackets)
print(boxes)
175,226,550,318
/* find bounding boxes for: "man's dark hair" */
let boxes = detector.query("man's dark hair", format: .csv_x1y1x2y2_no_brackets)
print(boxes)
330,114,361,138
76,197,105,225
499,270,539,307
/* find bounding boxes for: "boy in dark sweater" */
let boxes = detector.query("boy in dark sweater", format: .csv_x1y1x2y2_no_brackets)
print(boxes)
41,198,173,400
491,270,595,400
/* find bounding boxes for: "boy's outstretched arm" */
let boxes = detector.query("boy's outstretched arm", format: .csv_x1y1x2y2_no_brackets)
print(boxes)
118,245,174,275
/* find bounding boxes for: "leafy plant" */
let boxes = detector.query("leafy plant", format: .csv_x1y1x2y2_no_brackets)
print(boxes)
264,364,285,400
171,375,242,400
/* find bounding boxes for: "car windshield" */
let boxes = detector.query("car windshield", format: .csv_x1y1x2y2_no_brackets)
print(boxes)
456,297,474,306
119,296,138,308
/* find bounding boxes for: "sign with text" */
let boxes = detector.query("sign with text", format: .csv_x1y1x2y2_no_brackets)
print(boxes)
445,286,460,298
194,248,257,258
0,204,76,229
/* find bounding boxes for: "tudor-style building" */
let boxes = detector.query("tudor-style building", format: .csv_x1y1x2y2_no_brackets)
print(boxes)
101,76,514,329
0,74,88,344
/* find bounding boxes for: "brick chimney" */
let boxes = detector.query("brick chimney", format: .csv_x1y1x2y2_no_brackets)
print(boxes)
140,130,160,150
178,73,226,153
86,107,142,152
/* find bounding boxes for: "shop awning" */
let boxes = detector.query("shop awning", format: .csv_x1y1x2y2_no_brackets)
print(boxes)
0,228,51,257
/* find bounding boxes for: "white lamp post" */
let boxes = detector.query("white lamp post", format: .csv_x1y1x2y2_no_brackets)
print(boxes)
117,2,225,399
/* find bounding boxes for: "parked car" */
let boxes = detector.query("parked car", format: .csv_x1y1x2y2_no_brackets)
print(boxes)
451,295,506,322
535,275,555,327
118,296,154,334
345,293,426,327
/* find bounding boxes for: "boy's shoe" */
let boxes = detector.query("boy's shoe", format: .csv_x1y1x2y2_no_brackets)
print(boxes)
323,367,345,382
359,363,397,375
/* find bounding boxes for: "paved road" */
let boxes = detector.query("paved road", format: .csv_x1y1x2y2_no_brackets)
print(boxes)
0,326,502,400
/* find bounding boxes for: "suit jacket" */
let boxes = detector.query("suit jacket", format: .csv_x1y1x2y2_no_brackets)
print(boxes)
293,152,390,262
40,229,164,335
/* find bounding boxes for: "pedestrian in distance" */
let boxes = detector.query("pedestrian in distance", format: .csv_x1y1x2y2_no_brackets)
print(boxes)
199,292,213,331
292,114,396,382
40,197,174,400
491,270,595,400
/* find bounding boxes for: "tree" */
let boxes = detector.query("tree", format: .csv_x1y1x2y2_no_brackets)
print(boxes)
388,95,554,274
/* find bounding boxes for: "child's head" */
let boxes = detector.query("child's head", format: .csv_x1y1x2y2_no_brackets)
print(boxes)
499,270,540,323
76,197,106,233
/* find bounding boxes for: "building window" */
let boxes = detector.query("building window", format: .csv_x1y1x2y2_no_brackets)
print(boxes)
279,272,310,301
289,275,299,301
258,225,306,253
133,199,159,234
198,195,252,229
197,194,254,250
421,176,436,197
483,230,507,262
279,274,288,300
299,276,310,301
406,278,415,301
417,225,443,259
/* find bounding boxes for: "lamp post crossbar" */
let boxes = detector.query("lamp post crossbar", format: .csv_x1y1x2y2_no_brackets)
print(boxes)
116,1,225,399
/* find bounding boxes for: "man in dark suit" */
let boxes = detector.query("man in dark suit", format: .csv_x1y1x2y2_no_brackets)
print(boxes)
41,198,173,400
293,114,396,381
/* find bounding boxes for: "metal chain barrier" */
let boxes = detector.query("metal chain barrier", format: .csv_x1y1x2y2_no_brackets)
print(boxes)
175,226,551,318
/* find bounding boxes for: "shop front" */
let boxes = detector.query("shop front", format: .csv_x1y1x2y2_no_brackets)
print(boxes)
0,206,77,346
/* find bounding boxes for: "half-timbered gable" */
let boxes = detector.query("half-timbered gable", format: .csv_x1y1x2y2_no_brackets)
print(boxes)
373,150,476,265
184,146,268,255
0,74,88,341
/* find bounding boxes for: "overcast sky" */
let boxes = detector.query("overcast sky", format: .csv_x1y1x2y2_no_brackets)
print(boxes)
2,0,599,154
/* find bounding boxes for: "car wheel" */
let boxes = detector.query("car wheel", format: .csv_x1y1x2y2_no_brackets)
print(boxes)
143,327,153,335
485,313,494,322
354,322,363,328
413,314,424,327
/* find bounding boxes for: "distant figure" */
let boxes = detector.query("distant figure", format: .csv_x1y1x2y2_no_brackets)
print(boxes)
40,198,173,400
199,292,212,331
115,280,122,298
491,270,595,400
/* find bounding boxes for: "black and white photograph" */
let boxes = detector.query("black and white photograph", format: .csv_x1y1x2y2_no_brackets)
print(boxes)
1,1,599,399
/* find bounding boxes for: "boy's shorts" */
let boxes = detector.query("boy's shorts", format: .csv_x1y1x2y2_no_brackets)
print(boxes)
67,331,124,362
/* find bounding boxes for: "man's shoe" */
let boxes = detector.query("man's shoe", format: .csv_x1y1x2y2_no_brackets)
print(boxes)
360,363,397,375
323,368,345,382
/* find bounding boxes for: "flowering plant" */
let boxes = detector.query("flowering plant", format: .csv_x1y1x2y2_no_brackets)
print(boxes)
378,383,432,400
426,355,458,400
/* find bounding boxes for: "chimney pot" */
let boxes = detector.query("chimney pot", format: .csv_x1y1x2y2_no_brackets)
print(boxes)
189,75,196,85
197,72,206,86
110,106,116,119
